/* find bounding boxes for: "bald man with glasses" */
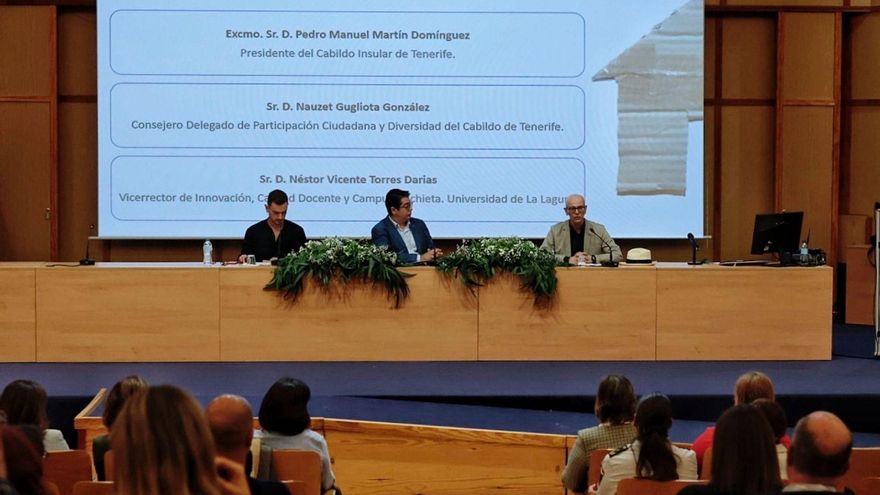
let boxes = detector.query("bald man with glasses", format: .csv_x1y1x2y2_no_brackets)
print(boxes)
540,194,622,265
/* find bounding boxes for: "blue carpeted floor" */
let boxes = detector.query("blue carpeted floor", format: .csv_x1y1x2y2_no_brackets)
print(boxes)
2,323,878,448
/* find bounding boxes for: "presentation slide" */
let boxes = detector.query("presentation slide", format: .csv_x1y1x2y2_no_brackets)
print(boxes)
97,0,704,239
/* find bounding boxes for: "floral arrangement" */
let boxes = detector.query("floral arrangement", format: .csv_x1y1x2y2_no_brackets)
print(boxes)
267,238,412,307
436,237,558,300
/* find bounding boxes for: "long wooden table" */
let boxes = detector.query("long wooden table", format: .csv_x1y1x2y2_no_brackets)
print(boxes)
0,262,832,362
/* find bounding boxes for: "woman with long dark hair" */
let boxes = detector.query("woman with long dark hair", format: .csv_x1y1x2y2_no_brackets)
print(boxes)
678,405,782,495
256,377,337,493
93,375,148,480
562,375,637,492
593,393,697,495
0,379,69,452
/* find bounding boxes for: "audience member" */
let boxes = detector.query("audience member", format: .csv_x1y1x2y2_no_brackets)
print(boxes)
0,379,69,452
783,411,853,494
562,375,638,493
206,394,288,495
111,385,250,495
256,377,337,493
692,371,787,466
11,425,45,459
93,375,148,480
752,398,790,480
0,425,52,495
593,393,697,495
678,405,782,495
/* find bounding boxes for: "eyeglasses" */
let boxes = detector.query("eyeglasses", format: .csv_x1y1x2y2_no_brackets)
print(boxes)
396,203,413,210
565,206,586,213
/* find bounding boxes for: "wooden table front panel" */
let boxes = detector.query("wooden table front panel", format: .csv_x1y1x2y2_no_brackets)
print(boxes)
324,419,567,495
656,265,832,360
219,267,478,361
35,267,221,361
478,267,657,360
0,265,38,361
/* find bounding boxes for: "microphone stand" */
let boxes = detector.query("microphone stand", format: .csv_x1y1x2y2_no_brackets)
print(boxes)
589,228,619,267
79,224,96,266
687,233,704,265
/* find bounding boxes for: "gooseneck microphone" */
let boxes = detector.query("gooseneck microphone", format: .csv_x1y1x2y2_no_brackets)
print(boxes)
589,227,619,267
79,224,96,266
687,232,704,265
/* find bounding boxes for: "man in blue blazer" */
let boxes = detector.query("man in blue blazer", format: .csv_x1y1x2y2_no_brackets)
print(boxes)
371,188,441,264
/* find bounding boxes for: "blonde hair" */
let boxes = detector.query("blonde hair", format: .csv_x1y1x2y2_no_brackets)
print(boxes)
112,385,221,495
734,371,775,405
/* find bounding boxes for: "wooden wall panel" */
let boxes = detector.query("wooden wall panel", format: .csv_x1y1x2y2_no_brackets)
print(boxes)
0,265,37,362
705,17,716,100
324,419,567,495
0,103,53,261
657,265,832,360
782,13,835,100
726,0,842,6
845,107,880,217
219,267,478,361
35,267,221,361
780,107,834,257
58,102,98,261
0,6,54,97
722,17,776,100
719,106,775,260
58,11,96,96
848,14,880,100
704,104,715,261
478,269,656,361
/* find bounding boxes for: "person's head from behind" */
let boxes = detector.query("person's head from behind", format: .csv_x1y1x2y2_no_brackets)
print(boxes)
594,374,636,425
787,411,852,486
265,189,289,229
206,394,254,465
0,379,49,430
258,377,311,436
711,404,782,495
103,375,148,429
634,393,677,481
111,385,221,495
751,398,788,444
384,188,412,224
1,425,50,495
734,371,775,405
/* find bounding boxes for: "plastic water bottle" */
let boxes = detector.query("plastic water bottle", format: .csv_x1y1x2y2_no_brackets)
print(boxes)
800,241,809,265
203,240,213,264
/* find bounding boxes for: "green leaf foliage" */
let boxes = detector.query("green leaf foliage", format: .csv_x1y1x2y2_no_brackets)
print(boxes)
267,238,412,308
435,238,558,302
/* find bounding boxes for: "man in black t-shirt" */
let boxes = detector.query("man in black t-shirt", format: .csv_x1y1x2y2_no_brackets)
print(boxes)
239,189,306,262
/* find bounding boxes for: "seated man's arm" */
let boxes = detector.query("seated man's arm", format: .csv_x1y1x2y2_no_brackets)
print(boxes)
239,226,254,263
540,228,568,264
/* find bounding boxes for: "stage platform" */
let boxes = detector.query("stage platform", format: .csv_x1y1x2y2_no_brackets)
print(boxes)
2,324,878,450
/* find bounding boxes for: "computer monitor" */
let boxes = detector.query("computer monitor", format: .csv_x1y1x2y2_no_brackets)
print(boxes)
750,211,804,256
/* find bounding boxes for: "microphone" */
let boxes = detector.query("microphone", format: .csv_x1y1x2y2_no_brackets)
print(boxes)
79,224,96,266
589,227,619,267
687,233,704,265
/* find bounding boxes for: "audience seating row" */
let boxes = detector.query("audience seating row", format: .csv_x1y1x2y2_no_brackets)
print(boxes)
43,449,316,495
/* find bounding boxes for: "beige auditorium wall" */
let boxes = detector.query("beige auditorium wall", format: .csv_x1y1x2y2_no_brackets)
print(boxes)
845,13,880,225
1,2,878,272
